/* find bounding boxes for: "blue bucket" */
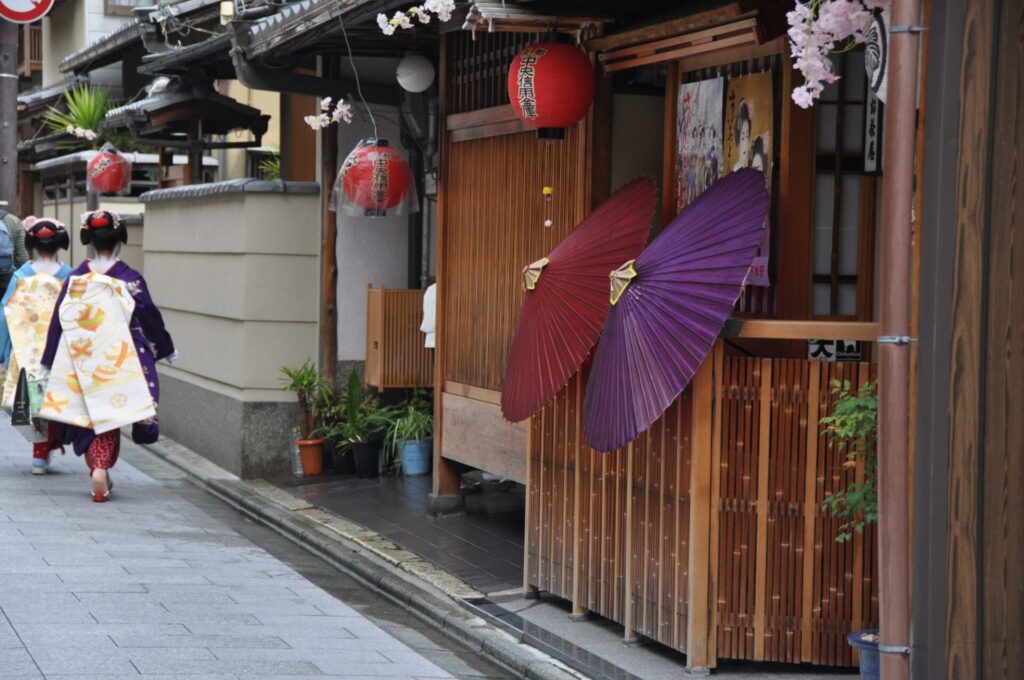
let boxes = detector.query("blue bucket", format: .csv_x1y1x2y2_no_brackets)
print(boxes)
847,629,880,680
400,439,432,476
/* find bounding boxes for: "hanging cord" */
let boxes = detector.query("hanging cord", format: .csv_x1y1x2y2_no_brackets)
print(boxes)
338,15,379,141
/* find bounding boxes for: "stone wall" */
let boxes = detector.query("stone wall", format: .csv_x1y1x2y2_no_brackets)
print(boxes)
141,180,320,477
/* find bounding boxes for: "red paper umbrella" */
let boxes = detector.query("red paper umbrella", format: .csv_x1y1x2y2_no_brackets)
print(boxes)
501,177,657,422
583,169,770,452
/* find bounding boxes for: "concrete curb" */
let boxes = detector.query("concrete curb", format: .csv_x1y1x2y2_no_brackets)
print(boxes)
140,437,583,680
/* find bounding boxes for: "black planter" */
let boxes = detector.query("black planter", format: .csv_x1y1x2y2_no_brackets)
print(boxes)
332,444,357,475
352,441,381,478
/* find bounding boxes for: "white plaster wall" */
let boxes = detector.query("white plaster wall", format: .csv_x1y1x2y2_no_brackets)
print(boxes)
334,104,411,362
42,1,86,87
143,190,320,400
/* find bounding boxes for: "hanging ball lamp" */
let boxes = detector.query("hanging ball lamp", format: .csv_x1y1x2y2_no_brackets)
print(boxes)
397,54,436,93
87,146,131,195
332,139,417,217
507,40,595,139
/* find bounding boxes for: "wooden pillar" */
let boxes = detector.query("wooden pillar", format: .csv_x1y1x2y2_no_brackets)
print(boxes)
318,61,339,388
686,342,721,672
430,34,461,508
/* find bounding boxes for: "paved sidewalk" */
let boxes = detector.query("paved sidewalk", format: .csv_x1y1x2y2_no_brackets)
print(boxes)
0,421,507,680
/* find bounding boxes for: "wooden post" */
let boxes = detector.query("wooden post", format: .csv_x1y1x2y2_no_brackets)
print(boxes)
319,60,339,389
800,360,821,662
429,34,462,509
706,341,725,662
686,349,717,672
0,23,18,210
753,359,773,661
623,441,636,643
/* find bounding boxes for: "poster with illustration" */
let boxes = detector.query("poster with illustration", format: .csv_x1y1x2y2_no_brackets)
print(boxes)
675,77,724,214
724,71,773,286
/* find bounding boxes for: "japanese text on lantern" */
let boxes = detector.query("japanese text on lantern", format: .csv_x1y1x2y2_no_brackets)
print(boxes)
371,153,390,204
516,48,546,120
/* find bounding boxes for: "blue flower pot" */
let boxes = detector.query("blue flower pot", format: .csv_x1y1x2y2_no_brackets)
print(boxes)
400,438,432,476
847,629,880,680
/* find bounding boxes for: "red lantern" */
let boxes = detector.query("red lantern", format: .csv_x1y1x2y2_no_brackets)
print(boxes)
507,42,595,135
87,147,131,194
334,139,416,216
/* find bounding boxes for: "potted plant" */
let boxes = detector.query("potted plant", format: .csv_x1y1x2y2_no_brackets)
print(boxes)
280,361,327,477
384,390,433,476
821,379,879,680
338,370,396,478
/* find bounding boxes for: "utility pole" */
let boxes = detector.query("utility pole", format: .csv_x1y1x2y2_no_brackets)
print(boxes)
0,21,18,211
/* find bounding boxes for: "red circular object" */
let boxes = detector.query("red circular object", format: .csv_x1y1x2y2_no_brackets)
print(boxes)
340,143,412,211
87,151,129,194
0,0,55,23
507,42,595,130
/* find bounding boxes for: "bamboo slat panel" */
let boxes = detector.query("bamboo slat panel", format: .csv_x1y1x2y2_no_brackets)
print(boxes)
364,287,434,391
527,355,878,667
441,128,588,391
446,31,534,115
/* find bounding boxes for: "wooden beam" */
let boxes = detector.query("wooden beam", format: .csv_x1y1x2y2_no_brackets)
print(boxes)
674,36,787,74
723,319,880,341
433,34,462,499
443,381,501,406
801,360,822,661
602,30,759,73
776,50,816,322
752,359,772,661
319,59,339,389
586,4,746,51
686,352,716,670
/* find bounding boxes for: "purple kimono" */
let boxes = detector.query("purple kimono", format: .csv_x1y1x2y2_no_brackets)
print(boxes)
40,261,174,455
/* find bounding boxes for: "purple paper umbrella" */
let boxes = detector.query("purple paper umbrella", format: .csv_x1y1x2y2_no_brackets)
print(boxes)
583,168,770,452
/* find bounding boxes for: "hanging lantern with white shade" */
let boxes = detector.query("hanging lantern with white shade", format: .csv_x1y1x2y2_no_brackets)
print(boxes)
396,54,436,93
330,139,418,217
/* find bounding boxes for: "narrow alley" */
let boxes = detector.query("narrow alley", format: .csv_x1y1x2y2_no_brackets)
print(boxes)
0,420,510,680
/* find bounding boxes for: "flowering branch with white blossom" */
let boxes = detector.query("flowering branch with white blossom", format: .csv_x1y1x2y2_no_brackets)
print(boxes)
787,0,888,108
377,0,455,35
66,125,99,142
303,97,355,131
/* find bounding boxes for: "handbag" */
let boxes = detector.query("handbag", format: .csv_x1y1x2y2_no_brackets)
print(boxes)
27,373,45,418
10,369,30,426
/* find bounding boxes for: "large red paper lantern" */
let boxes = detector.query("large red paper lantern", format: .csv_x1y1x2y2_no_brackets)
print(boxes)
87,147,131,195
334,139,416,216
507,42,595,136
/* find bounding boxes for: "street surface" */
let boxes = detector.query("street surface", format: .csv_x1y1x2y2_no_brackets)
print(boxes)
0,419,509,680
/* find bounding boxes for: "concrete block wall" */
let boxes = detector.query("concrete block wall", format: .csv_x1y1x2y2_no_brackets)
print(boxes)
140,180,320,477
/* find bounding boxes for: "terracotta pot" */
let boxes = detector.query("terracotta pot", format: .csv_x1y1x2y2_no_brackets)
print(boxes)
297,438,325,477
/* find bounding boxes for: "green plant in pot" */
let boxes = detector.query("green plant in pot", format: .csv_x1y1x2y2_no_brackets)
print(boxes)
280,361,327,477
384,389,433,476
820,379,879,680
338,370,396,478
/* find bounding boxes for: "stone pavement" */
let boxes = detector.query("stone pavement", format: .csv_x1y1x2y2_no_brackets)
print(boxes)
0,420,510,680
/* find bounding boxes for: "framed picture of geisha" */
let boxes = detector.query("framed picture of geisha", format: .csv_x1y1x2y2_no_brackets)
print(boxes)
724,71,774,286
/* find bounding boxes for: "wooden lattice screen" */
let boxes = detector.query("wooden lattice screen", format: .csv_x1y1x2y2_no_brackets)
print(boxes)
364,287,434,391
526,349,879,667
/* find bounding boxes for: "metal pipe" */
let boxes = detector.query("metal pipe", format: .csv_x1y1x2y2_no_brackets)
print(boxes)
876,0,922,678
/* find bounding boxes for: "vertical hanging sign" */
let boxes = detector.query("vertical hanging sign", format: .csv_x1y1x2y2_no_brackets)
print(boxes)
863,88,884,175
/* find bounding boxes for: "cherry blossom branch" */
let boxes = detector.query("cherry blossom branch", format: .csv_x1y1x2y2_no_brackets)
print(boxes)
787,0,888,108
377,0,454,35
303,97,355,131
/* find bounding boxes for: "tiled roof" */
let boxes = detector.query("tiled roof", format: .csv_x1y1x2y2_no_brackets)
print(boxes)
141,179,320,202
59,19,147,75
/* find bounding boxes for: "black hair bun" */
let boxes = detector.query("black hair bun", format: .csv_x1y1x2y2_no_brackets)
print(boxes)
80,210,128,247
26,219,70,254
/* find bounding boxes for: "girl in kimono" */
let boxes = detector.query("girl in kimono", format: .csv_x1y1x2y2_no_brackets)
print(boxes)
41,210,175,502
0,218,73,474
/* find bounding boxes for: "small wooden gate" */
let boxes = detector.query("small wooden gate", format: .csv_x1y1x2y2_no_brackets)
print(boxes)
365,286,434,391
526,332,879,668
